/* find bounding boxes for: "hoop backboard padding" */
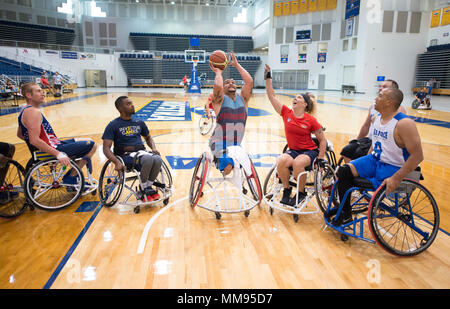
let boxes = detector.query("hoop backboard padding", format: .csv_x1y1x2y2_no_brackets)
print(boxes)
185,50,206,63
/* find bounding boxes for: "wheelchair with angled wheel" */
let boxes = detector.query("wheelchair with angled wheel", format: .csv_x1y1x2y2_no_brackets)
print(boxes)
23,144,98,211
98,151,173,214
263,138,338,222
0,157,29,218
322,167,440,256
199,111,216,136
188,147,262,220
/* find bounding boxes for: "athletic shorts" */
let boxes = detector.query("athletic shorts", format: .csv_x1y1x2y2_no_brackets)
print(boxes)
216,154,234,171
284,148,319,166
54,84,62,90
0,142,14,157
121,152,158,171
56,139,94,159
351,154,401,189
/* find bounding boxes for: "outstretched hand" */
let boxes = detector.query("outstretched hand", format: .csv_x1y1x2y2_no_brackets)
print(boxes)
209,61,223,73
229,51,238,67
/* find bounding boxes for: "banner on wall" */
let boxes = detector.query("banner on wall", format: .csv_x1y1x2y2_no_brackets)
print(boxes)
274,3,283,16
299,0,308,13
442,7,450,26
346,18,354,36
345,0,360,20
327,0,337,10
317,53,327,63
291,1,299,15
308,0,317,12
281,45,289,63
282,1,291,15
318,0,327,11
298,53,307,63
295,30,311,43
430,9,441,28
60,51,78,59
79,53,96,60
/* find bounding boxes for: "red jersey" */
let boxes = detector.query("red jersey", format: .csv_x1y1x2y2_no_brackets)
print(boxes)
281,105,321,150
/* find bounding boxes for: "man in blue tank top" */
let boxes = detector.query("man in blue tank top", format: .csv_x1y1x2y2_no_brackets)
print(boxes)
332,88,424,226
208,51,253,175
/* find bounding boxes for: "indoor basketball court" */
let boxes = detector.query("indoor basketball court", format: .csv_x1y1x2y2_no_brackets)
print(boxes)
0,0,449,291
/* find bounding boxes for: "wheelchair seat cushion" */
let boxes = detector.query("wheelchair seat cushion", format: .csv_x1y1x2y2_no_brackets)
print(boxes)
352,177,375,190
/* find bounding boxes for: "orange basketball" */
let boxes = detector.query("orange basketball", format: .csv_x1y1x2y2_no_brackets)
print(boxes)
209,50,228,71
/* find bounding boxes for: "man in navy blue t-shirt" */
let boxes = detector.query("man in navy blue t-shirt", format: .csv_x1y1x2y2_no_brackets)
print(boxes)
102,96,163,202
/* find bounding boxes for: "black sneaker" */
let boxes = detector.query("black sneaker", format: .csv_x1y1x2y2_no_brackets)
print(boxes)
280,187,292,205
331,212,353,227
289,191,307,206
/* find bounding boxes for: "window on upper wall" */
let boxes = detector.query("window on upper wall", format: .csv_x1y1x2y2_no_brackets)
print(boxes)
352,37,357,49
343,39,349,51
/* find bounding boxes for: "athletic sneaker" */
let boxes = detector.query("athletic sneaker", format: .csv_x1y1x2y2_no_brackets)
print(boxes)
142,187,159,202
289,191,307,207
280,187,292,205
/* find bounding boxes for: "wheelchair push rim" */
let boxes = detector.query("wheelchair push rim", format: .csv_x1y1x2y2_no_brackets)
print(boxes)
189,153,209,207
98,158,125,208
368,179,440,256
25,158,84,211
0,159,28,218
199,114,214,135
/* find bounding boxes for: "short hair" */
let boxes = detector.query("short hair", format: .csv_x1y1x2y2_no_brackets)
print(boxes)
114,96,128,110
386,79,399,89
21,82,38,99
384,88,404,110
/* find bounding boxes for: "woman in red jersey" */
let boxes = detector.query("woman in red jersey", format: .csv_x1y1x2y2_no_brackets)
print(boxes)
264,64,327,206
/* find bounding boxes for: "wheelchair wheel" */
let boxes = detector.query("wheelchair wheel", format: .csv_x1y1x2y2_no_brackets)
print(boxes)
313,162,338,213
199,114,214,135
243,158,262,203
25,159,84,211
189,153,209,207
368,179,440,256
0,160,28,218
98,159,125,208
411,99,420,109
262,165,277,201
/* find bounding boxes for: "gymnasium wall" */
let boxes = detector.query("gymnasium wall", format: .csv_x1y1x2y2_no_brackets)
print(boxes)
267,0,437,94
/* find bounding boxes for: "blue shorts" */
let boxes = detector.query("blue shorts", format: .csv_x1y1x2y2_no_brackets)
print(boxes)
351,154,401,189
56,139,94,159
285,148,319,166
216,154,234,171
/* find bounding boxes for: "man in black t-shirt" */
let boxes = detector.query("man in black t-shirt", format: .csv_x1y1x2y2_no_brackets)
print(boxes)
102,96,162,202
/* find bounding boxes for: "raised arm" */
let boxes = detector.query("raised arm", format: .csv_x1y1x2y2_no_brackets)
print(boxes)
264,64,283,115
229,51,253,106
209,62,224,110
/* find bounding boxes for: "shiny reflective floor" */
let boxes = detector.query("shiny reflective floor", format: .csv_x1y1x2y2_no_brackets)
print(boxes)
1,88,449,289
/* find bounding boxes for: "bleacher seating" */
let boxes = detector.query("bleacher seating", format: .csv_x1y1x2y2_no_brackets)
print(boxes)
414,46,450,91
129,32,253,53
119,52,261,87
0,57,42,76
0,20,75,46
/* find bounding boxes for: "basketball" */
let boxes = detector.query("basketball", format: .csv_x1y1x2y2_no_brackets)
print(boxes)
209,50,229,71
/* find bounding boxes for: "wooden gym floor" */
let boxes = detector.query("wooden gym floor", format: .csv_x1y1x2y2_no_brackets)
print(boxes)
0,88,449,289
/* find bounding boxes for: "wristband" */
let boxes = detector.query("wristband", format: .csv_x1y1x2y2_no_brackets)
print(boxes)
57,152,68,160
264,70,272,80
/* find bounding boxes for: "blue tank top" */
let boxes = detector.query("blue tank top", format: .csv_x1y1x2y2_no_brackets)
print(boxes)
209,94,247,155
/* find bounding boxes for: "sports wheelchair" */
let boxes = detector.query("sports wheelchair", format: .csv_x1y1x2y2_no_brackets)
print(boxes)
23,144,98,211
98,151,173,214
199,111,216,136
322,167,440,256
263,138,338,222
0,157,29,218
188,147,262,220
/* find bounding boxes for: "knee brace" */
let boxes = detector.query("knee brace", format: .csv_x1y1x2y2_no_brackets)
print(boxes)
336,164,353,181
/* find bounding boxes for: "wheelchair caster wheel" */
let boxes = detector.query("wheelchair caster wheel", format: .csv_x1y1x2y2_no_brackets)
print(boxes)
200,192,204,198
163,198,169,206
269,207,273,215
91,189,97,196
134,206,140,214
244,210,250,218
341,234,349,242
215,212,221,220
293,214,299,223
27,202,35,211
242,188,248,195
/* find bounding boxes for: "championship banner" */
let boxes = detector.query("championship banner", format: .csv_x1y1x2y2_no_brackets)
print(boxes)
274,3,283,16
430,9,441,28
308,0,317,12
327,0,337,10
282,1,291,16
442,7,450,26
318,0,327,11
291,1,299,15
299,0,308,13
